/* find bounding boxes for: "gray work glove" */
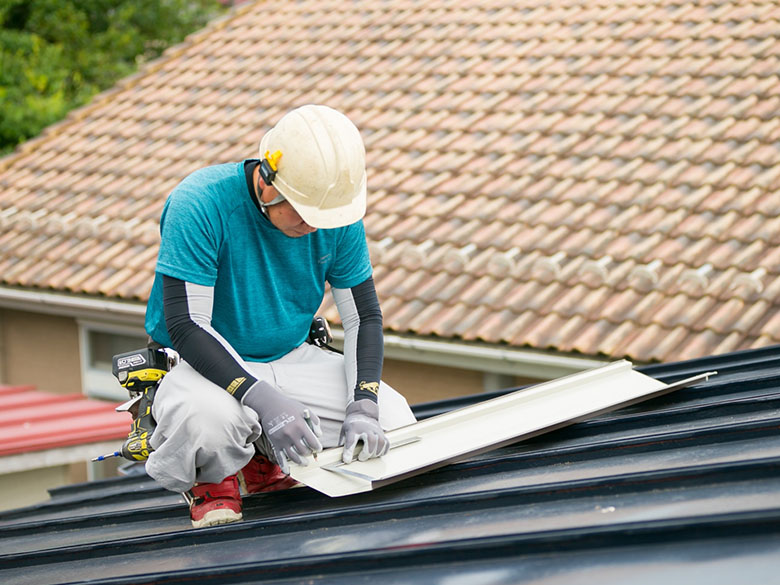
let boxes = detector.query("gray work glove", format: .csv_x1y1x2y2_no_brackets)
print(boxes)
242,380,323,474
339,399,389,464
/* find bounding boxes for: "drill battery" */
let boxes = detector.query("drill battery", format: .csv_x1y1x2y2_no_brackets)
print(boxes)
112,347,170,461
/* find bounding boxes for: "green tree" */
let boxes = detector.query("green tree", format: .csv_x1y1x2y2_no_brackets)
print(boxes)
0,0,225,154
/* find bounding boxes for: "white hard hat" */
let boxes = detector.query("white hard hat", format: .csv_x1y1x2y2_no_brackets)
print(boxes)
258,104,367,229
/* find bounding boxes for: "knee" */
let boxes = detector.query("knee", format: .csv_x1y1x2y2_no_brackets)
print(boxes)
191,399,251,436
160,395,256,447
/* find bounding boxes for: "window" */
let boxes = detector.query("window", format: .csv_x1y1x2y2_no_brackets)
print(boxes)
80,322,148,401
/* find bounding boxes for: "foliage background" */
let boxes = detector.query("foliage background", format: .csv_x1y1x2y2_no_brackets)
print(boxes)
0,0,226,155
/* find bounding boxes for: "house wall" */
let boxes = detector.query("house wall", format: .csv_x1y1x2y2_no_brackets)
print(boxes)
0,462,88,512
383,358,538,405
0,308,82,395
383,358,484,405
0,466,70,511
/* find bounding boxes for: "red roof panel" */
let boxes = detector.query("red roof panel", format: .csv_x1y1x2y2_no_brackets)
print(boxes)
0,386,131,457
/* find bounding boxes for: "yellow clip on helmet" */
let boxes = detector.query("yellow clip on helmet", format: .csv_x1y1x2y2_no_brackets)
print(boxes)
258,104,367,229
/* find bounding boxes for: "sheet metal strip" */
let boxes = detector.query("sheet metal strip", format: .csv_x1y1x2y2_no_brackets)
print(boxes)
290,361,715,497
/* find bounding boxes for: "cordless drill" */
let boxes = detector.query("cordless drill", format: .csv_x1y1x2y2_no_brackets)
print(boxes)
93,347,170,462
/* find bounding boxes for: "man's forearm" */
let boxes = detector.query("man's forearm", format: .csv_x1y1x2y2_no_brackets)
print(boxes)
333,276,383,403
162,275,257,401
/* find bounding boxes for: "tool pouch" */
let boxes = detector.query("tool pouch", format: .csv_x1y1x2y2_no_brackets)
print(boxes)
308,316,333,347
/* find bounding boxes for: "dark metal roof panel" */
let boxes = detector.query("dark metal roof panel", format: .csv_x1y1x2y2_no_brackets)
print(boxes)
1,346,780,584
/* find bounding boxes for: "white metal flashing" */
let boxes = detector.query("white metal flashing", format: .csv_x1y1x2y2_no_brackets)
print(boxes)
289,361,715,497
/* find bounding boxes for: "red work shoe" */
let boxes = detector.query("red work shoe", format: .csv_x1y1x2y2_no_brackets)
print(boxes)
239,453,298,493
185,475,242,528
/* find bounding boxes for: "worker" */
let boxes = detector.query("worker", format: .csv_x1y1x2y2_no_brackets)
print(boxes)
143,104,417,528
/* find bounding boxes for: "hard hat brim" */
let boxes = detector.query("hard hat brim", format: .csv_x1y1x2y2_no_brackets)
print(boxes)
284,182,367,229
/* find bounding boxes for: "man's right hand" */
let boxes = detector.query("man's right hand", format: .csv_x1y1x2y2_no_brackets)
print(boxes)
241,381,323,474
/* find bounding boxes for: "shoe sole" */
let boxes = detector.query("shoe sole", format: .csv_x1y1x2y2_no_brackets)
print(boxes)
191,509,243,529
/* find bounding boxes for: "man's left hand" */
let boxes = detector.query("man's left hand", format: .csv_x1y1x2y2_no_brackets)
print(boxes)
339,399,389,464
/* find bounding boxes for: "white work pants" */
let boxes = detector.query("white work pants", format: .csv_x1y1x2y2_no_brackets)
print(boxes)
145,343,417,492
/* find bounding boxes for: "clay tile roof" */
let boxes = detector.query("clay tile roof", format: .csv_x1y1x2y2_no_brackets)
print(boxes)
2,0,780,364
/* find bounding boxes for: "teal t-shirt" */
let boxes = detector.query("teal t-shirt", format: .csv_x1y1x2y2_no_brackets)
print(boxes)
144,161,372,361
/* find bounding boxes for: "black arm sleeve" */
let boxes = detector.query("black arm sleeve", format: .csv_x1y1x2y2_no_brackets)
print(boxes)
334,276,383,403
163,275,257,401
353,277,383,401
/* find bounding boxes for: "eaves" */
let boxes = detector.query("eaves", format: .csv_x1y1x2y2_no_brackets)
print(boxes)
0,286,145,326
0,285,606,379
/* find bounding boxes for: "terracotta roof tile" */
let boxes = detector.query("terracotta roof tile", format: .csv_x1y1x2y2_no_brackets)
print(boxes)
595,320,639,356
1,0,779,363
